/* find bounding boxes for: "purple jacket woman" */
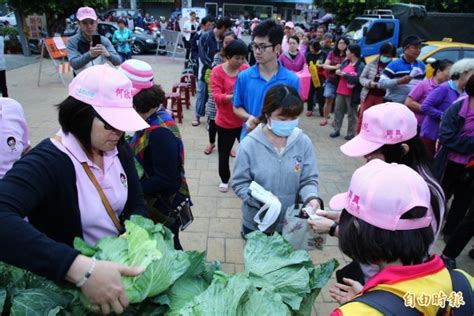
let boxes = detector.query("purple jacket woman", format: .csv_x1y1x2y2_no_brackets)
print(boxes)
279,51,306,72
421,80,461,141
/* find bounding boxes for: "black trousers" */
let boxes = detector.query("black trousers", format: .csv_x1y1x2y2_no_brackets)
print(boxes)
208,119,217,144
442,161,473,235
0,70,8,97
443,199,474,258
217,125,241,183
307,81,324,115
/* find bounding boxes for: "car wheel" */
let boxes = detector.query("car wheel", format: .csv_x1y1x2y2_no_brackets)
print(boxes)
132,42,144,55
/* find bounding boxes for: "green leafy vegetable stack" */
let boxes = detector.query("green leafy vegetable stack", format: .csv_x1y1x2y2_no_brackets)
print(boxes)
0,216,337,315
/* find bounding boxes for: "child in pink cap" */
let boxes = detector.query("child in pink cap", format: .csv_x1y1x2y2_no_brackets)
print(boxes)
328,160,473,315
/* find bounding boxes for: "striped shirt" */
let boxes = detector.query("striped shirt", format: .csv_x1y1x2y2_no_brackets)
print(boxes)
378,56,425,103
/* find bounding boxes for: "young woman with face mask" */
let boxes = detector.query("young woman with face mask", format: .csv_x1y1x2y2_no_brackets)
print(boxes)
357,42,395,134
232,84,321,236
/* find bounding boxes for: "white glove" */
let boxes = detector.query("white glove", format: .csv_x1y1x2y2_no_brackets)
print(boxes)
248,181,282,232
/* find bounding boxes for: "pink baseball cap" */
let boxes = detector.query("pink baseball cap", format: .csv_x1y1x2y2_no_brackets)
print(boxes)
118,59,154,96
285,21,295,28
330,159,432,231
340,102,417,157
68,64,149,132
76,7,98,21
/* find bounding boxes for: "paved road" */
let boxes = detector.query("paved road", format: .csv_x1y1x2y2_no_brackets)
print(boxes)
5,54,473,315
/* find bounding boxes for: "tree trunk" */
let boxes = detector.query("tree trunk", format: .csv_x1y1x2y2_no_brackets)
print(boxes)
14,10,31,56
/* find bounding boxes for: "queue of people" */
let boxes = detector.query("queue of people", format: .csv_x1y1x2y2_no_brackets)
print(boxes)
0,5,473,315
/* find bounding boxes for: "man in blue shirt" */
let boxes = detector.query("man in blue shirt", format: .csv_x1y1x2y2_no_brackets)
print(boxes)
378,35,426,103
233,20,300,139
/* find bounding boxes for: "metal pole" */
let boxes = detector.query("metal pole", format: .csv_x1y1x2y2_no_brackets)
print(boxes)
118,0,123,9
130,0,137,10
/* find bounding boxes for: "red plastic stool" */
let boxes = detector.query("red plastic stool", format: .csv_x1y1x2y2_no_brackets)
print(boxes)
172,83,191,110
164,92,183,123
180,73,196,96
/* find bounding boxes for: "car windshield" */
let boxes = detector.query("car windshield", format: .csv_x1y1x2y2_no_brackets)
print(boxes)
345,19,369,41
420,45,438,58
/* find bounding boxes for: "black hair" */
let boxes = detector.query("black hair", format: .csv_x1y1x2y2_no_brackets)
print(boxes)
190,11,196,16
56,96,97,154
316,25,326,32
259,84,303,123
338,208,434,265
429,59,454,76
465,74,474,96
376,136,442,227
347,43,361,58
133,85,166,114
223,39,248,59
252,19,284,47
117,19,126,25
380,42,395,57
288,35,299,44
201,16,214,26
333,36,349,57
215,17,232,30
309,40,321,52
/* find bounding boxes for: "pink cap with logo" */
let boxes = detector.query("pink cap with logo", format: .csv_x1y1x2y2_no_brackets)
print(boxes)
76,7,98,21
340,102,417,157
285,21,295,28
329,159,432,231
118,59,154,96
68,64,149,132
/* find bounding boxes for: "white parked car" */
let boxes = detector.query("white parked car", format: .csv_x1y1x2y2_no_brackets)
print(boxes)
0,12,16,26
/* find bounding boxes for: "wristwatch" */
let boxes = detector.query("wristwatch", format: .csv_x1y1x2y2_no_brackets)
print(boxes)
328,222,338,237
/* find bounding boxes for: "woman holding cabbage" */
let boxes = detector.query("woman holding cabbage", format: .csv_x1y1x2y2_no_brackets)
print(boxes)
0,65,149,314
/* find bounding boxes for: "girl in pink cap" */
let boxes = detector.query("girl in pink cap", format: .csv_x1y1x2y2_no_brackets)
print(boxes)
0,65,149,315
328,160,473,315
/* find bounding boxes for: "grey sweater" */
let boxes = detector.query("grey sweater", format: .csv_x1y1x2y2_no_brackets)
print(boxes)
67,32,121,73
232,124,320,232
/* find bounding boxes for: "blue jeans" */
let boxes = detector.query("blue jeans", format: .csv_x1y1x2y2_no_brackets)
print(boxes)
195,79,208,118
119,52,132,63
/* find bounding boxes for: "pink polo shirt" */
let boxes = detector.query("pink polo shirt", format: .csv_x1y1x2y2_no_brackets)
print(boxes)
0,98,30,178
52,130,128,245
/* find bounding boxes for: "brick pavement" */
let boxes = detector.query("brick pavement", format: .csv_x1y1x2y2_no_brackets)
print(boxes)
7,54,473,316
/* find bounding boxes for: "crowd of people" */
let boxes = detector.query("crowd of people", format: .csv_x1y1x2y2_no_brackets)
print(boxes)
0,5,472,315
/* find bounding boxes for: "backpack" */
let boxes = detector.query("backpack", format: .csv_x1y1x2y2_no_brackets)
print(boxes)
345,269,473,315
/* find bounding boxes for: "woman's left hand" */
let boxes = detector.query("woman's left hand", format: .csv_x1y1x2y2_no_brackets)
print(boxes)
329,278,363,304
308,216,334,234
306,198,320,212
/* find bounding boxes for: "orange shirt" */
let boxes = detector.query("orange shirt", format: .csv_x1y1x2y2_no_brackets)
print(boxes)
331,256,474,315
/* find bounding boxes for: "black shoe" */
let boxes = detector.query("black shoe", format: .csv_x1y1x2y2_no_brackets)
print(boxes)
329,131,340,138
344,134,355,140
441,255,457,270
469,247,474,259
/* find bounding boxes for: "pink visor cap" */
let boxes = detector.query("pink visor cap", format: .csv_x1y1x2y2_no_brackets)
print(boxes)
329,159,432,231
340,102,417,157
76,7,98,21
118,59,154,96
285,21,295,28
68,64,149,132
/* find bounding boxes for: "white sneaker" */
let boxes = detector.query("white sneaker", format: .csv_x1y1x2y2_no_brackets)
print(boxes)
218,183,229,193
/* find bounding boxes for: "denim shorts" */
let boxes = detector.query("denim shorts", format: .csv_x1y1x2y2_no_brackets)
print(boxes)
323,81,337,99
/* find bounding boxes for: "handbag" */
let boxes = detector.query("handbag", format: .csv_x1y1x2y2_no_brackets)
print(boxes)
146,191,193,231
282,192,325,250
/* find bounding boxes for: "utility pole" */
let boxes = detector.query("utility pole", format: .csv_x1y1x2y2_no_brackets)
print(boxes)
118,0,122,8
130,0,137,10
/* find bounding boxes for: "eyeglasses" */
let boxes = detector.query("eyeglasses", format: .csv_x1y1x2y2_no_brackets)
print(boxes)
96,115,117,131
250,42,274,52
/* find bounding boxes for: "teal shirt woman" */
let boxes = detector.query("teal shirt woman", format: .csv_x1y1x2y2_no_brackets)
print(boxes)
112,20,133,61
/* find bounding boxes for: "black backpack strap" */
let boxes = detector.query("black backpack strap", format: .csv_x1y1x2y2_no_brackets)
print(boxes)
448,269,473,315
350,290,421,316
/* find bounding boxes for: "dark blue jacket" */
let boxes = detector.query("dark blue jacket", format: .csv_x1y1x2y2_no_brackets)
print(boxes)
0,139,146,283
434,97,474,179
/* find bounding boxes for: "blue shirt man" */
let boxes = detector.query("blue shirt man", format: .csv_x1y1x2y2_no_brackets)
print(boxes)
233,20,300,139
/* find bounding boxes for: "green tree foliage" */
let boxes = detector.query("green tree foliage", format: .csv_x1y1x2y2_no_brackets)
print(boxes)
1,0,110,35
317,0,474,25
